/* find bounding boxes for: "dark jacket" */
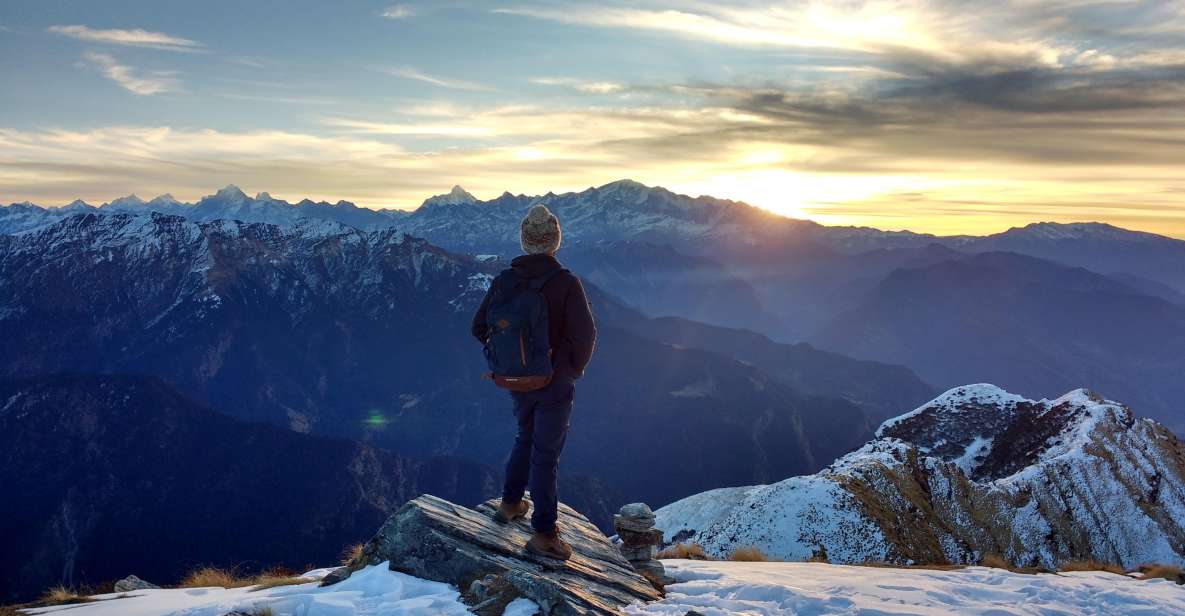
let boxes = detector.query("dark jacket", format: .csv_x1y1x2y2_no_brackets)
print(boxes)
471,254,597,383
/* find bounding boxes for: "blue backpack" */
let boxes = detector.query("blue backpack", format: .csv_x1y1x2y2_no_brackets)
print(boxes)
483,267,566,391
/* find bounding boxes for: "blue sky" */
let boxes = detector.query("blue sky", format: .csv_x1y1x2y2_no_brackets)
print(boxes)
3,0,1185,236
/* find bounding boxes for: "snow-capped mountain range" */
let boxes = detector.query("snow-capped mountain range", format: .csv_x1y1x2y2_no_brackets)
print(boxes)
0,184,402,234
7,180,1184,283
655,384,1185,569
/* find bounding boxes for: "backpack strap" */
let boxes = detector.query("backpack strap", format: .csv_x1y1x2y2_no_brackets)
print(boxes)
529,267,567,291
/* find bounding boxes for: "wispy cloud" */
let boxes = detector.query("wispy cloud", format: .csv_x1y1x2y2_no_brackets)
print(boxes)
214,92,339,106
495,1,1185,72
83,51,180,95
381,4,415,19
48,24,201,52
228,56,270,68
7,1,1185,237
378,66,492,91
532,77,626,94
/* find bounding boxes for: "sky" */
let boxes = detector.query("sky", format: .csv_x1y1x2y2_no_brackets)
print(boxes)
2,0,1185,237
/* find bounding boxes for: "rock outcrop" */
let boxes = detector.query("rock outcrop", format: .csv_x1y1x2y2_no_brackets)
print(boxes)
327,494,661,615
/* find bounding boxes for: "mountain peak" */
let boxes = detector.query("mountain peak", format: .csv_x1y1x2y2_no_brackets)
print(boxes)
62,199,94,210
255,192,274,201
106,194,145,208
875,384,1028,438
213,185,249,201
421,185,478,207
148,193,181,206
597,179,648,192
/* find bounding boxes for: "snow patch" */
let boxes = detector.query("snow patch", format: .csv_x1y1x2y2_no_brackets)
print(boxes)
25,562,471,616
626,560,1185,616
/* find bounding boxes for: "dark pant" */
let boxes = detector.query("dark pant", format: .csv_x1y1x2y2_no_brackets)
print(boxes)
502,379,574,532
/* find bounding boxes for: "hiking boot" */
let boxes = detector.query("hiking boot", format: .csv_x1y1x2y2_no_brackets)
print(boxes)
493,498,529,523
526,527,573,560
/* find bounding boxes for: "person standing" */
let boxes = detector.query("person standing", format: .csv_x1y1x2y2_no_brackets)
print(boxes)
471,204,597,560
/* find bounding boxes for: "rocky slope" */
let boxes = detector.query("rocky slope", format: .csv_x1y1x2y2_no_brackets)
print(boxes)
655,384,1185,569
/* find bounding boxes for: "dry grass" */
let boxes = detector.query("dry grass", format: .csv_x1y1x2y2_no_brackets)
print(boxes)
39,585,93,606
1058,560,1125,575
180,565,314,591
179,566,257,589
656,543,712,560
979,554,1012,570
341,542,366,568
1139,564,1184,584
727,546,772,562
977,554,1046,575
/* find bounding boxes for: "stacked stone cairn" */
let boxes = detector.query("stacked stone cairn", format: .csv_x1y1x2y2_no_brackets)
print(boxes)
614,502,675,587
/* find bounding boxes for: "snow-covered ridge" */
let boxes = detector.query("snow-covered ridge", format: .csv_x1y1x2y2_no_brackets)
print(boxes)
0,210,493,328
656,385,1185,569
8,182,1185,261
0,186,406,234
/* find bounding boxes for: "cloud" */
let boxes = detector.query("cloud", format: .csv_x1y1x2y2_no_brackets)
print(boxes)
496,1,1185,73
532,77,626,93
8,1,1185,237
83,52,180,95
3,96,1185,237
47,24,201,51
381,4,415,19
378,66,492,91
214,92,340,106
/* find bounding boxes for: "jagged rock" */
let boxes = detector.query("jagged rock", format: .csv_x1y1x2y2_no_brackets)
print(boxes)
328,494,661,615
318,567,351,586
113,575,159,592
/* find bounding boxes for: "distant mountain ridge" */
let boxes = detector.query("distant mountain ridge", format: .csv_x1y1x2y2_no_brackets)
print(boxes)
655,384,1185,569
7,181,1183,291
811,251,1185,435
8,180,1184,339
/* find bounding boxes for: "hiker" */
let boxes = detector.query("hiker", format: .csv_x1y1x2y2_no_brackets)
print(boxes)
471,204,597,560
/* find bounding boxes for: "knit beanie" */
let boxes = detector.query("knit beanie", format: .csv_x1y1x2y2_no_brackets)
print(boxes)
520,204,562,255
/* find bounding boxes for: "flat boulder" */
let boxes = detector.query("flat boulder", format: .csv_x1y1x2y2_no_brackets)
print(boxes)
327,494,661,615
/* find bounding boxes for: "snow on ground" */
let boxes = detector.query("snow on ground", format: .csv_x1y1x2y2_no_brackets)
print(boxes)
21,563,539,616
19,560,1185,615
626,560,1185,616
